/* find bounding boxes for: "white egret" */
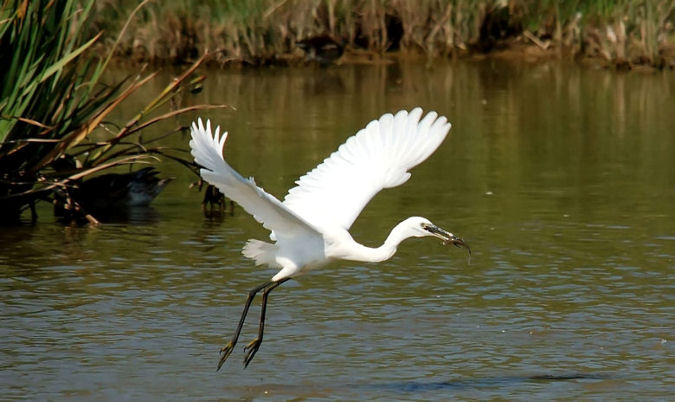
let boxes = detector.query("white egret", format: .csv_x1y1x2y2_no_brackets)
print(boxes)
189,107,470,369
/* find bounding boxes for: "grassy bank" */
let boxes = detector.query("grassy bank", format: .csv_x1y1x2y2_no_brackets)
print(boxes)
93,0,675,69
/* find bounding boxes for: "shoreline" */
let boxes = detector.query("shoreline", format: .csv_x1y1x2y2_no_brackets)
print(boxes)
93,1,675,72
104,40,675,73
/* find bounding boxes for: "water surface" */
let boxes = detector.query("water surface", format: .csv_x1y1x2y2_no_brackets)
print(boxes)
1,61,673,399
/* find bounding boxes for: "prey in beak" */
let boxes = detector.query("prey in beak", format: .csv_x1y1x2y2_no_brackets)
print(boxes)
422,222,472,257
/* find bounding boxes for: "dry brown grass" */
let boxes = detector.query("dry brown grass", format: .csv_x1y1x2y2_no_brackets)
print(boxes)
92,0,675,68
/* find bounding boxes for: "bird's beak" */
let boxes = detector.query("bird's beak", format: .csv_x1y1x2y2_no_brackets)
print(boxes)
424,224,472,256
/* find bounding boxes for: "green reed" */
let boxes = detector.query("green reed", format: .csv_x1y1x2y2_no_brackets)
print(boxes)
0,0,226,223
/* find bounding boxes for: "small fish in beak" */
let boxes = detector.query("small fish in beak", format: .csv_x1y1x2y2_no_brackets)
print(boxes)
443,235,471,256
422,223,471,257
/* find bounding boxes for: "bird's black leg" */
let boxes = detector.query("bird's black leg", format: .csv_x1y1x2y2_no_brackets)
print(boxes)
217,280,273,371
243,278,290,367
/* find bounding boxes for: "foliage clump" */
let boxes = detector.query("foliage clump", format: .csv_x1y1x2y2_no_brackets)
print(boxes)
0,0,225,223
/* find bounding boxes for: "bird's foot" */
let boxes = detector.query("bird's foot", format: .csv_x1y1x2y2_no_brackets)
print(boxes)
217,340,235,371
243,338,262,368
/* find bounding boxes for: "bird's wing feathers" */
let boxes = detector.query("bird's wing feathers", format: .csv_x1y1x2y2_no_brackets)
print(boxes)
283,108,451,230
189,119,322,241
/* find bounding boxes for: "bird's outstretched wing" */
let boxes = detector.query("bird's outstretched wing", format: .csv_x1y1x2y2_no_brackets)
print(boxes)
189,119,323,241
283,108,451,231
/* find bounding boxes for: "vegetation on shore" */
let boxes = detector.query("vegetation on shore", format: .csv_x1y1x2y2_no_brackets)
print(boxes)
0,0,226,224
1,1,672,223
93,0,675,69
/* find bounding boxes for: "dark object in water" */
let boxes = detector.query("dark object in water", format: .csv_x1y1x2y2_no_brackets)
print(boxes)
54,167,171,223
81,167,171,208
296,35,344,65
200,182,234,218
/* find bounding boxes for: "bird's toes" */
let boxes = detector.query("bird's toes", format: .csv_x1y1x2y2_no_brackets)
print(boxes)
243,338,260,351
243,349,258,368
217,341,235,371
242,338,262,368
219,340,235,355
217,351,232,371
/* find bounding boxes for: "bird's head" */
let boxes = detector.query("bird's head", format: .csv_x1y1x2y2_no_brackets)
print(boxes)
406,217,471,255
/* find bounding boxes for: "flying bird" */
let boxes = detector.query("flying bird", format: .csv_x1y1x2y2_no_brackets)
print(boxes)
189,108,470,369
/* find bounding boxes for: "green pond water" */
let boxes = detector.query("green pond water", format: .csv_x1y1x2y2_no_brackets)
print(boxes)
1,61,673,399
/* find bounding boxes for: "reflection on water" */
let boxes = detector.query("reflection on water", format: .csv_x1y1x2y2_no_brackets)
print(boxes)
1,61,673,399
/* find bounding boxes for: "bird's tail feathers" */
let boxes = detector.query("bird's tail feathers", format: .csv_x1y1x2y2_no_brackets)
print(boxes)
242,239,280,267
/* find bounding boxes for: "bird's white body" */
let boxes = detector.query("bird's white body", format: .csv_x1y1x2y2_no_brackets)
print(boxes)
190,108,453,282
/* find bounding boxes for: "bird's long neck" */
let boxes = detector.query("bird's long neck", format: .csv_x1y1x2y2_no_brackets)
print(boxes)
343,220,414,263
